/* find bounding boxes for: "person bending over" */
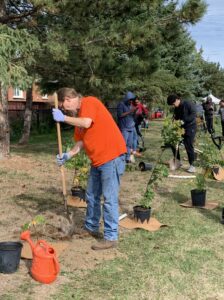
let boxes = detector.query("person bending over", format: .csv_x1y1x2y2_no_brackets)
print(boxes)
52,88,126,250
167,94,197,173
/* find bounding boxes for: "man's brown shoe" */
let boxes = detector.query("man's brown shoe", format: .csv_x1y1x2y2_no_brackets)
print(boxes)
75,227,102,239
133,151,142,157
91,240,118,250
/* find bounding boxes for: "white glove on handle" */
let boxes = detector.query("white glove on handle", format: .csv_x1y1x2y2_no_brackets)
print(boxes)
56,152,71,166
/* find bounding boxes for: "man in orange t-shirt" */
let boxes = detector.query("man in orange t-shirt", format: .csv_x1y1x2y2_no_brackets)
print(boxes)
52,88,126,250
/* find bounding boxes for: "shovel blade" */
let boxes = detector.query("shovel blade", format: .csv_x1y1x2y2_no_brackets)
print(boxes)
169,158,181,171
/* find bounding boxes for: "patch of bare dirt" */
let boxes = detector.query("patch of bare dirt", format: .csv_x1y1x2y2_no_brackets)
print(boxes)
0,154,41,171
0,153,139,299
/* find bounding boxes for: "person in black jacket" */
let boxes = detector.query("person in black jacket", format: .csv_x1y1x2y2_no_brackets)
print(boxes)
218,99,224,136
167,94,197,173
202,96,214,134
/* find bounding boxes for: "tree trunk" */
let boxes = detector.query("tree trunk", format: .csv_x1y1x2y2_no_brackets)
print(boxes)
0,82,10,159
18,87,33,145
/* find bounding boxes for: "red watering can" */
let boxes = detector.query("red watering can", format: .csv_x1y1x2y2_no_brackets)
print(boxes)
20,230,60,284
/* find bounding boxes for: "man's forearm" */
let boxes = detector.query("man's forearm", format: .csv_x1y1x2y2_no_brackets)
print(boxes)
121,109,136,117
121,111,131,117
64,115,92,128
69,141,84,157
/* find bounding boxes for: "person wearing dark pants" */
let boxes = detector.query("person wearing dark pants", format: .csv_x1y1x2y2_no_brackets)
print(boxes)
167,94,197,173
202,96,214,134
218,99,224,136
182,128,196,166
117,91,137,162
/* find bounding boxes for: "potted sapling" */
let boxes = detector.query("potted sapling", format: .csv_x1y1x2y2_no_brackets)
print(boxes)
64,145,90,201
133,186,154,223
133,164,169,223
71,167,89,201
191,174,206,207
198,136,224,177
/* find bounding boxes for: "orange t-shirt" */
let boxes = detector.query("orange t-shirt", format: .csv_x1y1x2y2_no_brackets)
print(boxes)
74,96,127,167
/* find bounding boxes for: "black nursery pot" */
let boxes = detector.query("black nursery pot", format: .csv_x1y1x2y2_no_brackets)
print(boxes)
138,147,146,153
133,205,151,223
221,207,224,224
0,242,23,274
71,187,86,201
191,189,206,207
138,162,153,171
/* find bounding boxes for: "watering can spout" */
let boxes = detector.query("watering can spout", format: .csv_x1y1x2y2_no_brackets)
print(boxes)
20,230,35,251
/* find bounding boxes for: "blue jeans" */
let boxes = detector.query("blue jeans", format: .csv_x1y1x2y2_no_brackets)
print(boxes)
121,129,134,161
85,155,125,241
132,127,138,151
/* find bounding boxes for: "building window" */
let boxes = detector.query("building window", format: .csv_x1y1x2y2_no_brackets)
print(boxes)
13,88,23,98
42,94,48,99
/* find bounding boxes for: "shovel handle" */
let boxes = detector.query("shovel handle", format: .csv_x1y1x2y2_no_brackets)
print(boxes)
54,93,63,157
174,143,179,161
54,93,67,205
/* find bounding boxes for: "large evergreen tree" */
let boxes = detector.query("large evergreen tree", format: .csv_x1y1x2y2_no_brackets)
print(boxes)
200,61,224,98
38,0,208,102
0,0,211,158
0,0,53,158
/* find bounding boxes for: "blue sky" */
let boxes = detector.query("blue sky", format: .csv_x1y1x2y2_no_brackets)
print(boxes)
189,0,224,68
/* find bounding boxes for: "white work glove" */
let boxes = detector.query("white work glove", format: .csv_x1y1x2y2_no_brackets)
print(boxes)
52,108,65,122
56,152,71,166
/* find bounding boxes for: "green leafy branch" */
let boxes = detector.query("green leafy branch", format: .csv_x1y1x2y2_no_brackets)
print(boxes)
161,118,184,147
140,163,169,209
195,174,206,191
22,215,45,231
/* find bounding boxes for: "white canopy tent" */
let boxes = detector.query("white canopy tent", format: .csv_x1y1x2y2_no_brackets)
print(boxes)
202,94,220,105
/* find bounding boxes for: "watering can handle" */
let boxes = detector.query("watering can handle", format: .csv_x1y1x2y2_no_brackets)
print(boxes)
37,240,60,274
53,255,60,274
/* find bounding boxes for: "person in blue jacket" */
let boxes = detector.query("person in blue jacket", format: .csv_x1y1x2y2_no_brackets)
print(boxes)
117,92,137,163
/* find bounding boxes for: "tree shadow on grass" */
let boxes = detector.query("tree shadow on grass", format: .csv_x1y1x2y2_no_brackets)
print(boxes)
197,206,222,224
11,142,58,156
13,192,85,221
13,193,60,214
207,180,224,190
157,189,187,204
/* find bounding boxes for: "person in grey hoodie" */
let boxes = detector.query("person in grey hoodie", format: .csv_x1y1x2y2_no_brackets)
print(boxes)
117,91,137,162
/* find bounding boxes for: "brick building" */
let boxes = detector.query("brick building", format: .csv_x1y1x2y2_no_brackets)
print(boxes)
8,84,54,112
8,84,55,130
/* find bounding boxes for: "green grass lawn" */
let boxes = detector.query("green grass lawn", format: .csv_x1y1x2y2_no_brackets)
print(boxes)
53,120,224,300
5,119,224,300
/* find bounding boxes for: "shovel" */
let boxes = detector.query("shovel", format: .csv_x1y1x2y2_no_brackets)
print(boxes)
54,93,70,217
169,143,181,171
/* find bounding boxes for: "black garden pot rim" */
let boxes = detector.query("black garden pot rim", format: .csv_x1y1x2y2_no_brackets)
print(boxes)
191,189,206,193
133,205,151,211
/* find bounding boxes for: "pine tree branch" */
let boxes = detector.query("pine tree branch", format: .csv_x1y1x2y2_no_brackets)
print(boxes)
0,6,39,24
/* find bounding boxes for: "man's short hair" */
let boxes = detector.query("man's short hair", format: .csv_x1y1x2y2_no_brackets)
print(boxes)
57,88,79,102
167,94,179,105
207,96,212,103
